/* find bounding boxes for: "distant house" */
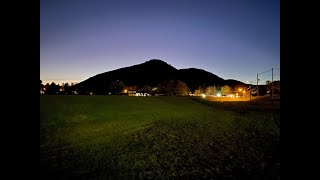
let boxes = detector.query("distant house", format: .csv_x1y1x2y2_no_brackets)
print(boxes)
40,87,45,94
125,89,150,96
135,89,151,96
135,92,150,96
128,90,137,96
72,91,78,95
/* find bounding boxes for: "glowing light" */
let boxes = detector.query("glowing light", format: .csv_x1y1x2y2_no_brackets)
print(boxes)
124,89,128,93
217,93,221,97
227,94,234,98
239,88,242,91
201,94,206,98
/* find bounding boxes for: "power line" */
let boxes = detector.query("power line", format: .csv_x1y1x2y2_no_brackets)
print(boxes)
249,80,256,84
259,74,272,79
258,69,272,75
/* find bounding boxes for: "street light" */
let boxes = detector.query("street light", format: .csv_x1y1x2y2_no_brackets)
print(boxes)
239,88,244,97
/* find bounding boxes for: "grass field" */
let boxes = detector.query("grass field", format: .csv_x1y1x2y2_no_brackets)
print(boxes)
40,95,280,179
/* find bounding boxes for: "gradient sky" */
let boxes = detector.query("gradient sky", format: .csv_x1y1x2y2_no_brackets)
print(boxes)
40,0,280,85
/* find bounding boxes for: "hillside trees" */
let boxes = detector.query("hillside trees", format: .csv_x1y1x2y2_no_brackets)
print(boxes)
220,85,231,96
205,86,216,95
109,80,125,94
157,80,190,96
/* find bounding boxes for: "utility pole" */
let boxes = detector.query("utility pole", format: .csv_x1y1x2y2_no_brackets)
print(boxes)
257,73,259,102
272,68,274,105
272,68,274,98
247,81,252,103
249,85,251,102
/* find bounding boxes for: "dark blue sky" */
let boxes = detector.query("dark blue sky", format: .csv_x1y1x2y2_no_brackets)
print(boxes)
40,0,280,85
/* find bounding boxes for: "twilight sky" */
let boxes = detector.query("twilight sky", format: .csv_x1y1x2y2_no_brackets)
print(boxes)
40,0,280,85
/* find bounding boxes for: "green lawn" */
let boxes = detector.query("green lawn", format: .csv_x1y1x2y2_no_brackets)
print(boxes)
40,95,280,179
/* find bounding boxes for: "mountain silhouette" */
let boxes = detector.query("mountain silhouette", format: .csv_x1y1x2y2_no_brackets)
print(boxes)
73,59,249,94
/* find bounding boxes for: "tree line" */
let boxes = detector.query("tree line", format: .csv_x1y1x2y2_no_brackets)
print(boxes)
40,80,78,95
40,79,278,96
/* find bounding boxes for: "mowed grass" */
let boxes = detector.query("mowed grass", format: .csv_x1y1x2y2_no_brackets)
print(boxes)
40,95,280,179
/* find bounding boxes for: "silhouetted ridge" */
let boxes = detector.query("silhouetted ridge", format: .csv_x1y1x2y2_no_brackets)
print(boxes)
73,59,247,94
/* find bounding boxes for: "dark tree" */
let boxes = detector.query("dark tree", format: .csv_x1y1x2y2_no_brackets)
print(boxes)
109,80,125,94
46,82,60,95
142,85,152,94
40,80,44,91
176,80,190,96
157,80,190,96
63,82,71,94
